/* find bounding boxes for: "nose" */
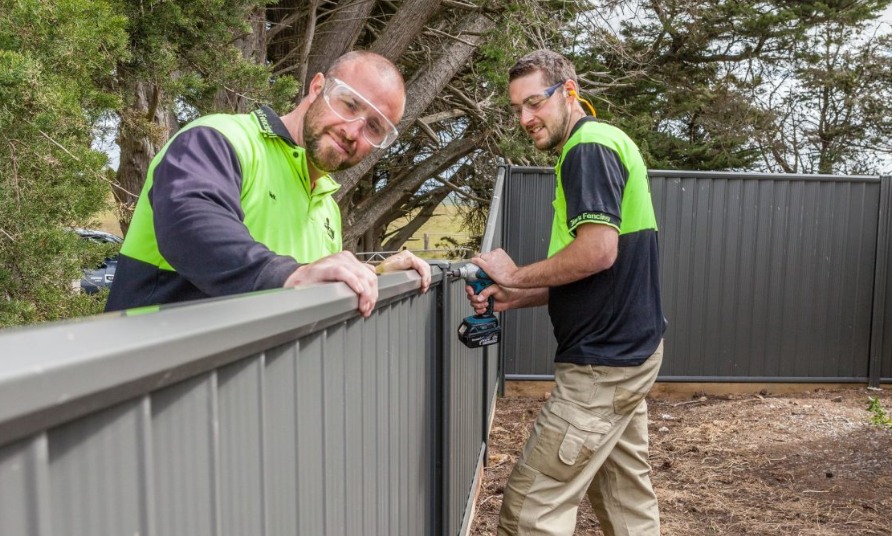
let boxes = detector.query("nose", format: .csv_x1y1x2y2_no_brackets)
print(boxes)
341,117,365,141
519,107,536,127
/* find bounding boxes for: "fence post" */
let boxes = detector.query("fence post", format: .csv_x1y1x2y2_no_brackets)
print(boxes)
432,267,449,536
869,176,892,388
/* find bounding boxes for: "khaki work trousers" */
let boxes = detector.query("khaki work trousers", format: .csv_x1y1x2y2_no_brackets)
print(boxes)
497,342,664,536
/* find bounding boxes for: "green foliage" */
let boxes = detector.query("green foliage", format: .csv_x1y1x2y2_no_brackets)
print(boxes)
565,0,892,173
0,0,128,326
475,0,587,167
867,396,892,429
116,0,296,119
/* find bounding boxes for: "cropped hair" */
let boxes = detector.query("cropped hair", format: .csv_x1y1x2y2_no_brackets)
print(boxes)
327,50,404,87
508,50,577,86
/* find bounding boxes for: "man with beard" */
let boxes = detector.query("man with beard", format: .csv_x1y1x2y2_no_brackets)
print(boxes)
106,51,430,315
466,50,666,535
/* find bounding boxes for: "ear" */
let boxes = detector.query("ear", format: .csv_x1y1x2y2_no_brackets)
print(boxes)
565,80,578,98
307,73,326,99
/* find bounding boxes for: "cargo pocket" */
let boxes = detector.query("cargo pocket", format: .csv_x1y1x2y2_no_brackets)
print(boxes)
525,402,610,483
613,387,648,415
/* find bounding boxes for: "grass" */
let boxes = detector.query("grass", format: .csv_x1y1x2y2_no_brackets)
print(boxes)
867,396,892,428
387,204,473,257
94,208,121,236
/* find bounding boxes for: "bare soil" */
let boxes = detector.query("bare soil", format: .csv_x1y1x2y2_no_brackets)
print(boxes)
471,386,892,535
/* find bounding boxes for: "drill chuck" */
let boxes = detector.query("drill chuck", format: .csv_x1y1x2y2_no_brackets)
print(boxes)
449,263,482,281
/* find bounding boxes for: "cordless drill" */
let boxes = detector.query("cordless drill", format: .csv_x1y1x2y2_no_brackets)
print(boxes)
449,264,501,348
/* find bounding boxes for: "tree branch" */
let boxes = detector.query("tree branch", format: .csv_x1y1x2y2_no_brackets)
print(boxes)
333,11,495,203
442,0,479,11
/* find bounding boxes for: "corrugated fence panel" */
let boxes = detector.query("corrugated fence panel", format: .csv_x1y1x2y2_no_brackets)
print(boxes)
0,435,50,535
873,177,892,382
151,373,217,536
218,354,265,536
652,172,879,380
501,166,559,378
48,400,148,536
444,271,486,536
264,343,300,536
488,170,505,406
296,331,326,534
0,270,478,536
502,167,885,382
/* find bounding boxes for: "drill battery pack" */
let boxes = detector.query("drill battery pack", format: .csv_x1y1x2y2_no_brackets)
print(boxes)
457,313,500,348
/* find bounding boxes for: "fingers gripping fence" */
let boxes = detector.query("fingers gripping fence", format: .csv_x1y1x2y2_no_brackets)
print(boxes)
0,268,498,536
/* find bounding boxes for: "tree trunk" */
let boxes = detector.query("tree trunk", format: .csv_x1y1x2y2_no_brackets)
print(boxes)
113,80,177,235
303,0,376,89
214,7,268,112
370,0,443,62
266,0,314,95
334,12,495,205
359,227,380,253
342,132,482,248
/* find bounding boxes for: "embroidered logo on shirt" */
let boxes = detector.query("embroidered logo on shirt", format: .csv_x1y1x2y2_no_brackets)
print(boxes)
254,108,274,136
268,191,277,201
324,218,335,240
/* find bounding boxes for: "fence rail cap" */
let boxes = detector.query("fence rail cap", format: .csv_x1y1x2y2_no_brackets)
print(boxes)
504,165,882,183
0,269,437,444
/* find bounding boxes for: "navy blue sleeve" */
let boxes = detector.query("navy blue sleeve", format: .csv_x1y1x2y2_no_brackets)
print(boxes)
560,142,628,233
150,126,299,295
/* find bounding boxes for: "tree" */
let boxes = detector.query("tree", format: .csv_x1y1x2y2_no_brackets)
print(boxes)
109,0,588,252
565,1,892,174
755,14,892,174
111,0,297,235
0,0,129,326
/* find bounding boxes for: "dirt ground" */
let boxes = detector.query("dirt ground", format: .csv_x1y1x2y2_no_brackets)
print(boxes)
470,386,892,535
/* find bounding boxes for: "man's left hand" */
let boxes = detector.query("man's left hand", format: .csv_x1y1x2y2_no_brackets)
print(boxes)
374,250,432,293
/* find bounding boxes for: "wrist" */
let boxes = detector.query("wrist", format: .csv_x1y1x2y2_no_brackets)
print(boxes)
283,263,307,287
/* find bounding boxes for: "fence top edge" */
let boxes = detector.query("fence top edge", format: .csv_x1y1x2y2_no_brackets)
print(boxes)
505,166,882,182
0,269,437,432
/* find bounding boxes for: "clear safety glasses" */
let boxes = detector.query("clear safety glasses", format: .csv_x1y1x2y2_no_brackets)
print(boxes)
511,82,564,117
322,77,400,148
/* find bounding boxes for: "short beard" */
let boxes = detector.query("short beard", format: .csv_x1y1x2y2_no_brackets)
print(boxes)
536,103,570,152
303,101,354,173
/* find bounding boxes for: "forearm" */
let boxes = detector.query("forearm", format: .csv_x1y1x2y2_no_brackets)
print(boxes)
509,287,549,308
152,126,298,295
510,224,617,288
512,249,606,288
156,197,299,294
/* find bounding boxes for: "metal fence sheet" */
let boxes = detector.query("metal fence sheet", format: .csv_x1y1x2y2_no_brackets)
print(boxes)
501,167,886,382
0,270,481,536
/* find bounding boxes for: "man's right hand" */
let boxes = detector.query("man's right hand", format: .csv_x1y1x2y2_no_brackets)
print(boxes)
284,252,379,317
465,284,549,314
466,283,513,314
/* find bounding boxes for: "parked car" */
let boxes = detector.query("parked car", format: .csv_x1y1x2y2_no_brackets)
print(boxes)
73,228,122,294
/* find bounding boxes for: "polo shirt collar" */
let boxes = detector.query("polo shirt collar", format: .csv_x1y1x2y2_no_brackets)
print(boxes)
568,115,597,139
253,106,298,145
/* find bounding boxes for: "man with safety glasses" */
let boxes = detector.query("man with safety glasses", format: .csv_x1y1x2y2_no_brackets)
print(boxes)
106,51,430,314
466,50,666,535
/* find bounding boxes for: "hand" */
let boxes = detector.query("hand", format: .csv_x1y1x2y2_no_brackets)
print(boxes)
471,248,518,287
465,283,520,314
283,251,379,317
373,250,432,293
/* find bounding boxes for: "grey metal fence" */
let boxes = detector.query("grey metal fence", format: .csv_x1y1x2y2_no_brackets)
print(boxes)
0,268,495,536
500,167,892,387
